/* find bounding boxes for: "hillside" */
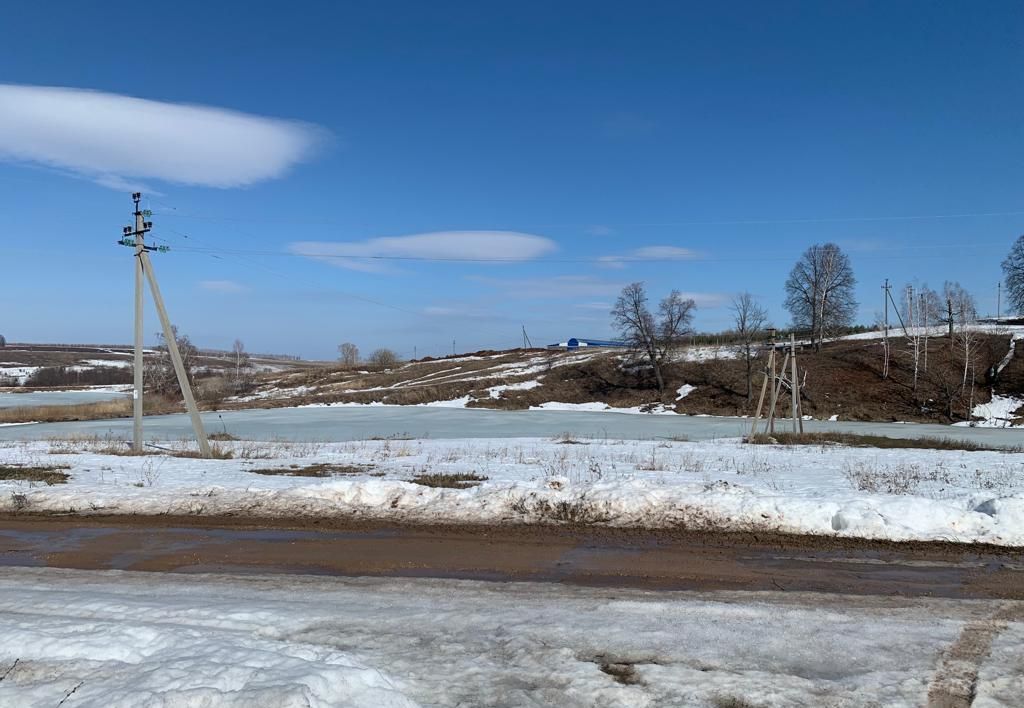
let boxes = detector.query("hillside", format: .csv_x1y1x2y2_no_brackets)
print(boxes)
228,328,1024,426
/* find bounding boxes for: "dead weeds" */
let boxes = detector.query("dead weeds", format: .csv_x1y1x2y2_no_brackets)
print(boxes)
0,464,71,485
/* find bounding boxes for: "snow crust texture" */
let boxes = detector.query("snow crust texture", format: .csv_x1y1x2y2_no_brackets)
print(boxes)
3,436,1024,545
0,567,1021,707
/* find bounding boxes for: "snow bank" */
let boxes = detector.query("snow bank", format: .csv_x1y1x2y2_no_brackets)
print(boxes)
954,394,1024,428
4,437,1024,545
0,567,1019,707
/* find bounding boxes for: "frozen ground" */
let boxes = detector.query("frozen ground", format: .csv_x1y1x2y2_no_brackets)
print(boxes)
0,566,1020,707
3,436,1024,545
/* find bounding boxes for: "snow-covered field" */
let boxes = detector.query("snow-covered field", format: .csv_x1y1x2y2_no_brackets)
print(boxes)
0,566,1020,707
4,436,1024,545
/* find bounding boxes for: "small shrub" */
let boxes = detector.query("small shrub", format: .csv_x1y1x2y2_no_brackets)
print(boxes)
208,432,239,441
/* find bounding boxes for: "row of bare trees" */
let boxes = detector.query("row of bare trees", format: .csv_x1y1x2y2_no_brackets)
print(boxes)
338,342,399,369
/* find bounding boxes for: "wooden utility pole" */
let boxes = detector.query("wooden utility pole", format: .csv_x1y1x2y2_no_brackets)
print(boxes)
882,279,890,379
790,333,800,434
121,193,211,458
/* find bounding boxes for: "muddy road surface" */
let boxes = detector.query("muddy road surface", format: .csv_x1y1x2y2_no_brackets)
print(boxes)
2,515,1023,599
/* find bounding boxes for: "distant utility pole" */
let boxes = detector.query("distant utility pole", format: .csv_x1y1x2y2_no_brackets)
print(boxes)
998,282,1002,320
522,325,532,349
882,279,891,379
120,193,210,458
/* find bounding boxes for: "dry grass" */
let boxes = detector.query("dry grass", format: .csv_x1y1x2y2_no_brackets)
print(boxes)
410,472,488,488
0,464,70,485
745,431,1015,452
0,396,180,425
251,463,376,477
208,431,239,441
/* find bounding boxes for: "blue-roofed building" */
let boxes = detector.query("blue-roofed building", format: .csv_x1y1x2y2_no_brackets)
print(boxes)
546,337,628,350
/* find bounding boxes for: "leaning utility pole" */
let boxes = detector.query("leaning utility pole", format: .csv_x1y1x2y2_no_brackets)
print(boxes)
120,193,211,458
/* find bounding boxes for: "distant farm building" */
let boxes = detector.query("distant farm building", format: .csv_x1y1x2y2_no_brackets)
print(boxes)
547,337,627,351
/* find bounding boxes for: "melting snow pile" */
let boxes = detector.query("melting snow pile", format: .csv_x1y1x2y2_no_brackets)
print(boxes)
955,394,1024,429
1,567,1022,707
3,437,1024,545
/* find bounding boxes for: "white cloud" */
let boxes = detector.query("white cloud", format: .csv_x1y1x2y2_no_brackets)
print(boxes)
290,231,557,272
199,280,247,293
598,245,700,269
0,84,326,189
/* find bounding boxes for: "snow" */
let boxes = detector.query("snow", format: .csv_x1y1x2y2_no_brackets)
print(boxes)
530,401,612,412
954,394,1024,428
486,379,542,398
5,436,1024,545
0,366,40,385
420,395,472,408
676,345,740,362
841,324,1024,342
75,358,133,369
0,566,1020,707
675,384,695,400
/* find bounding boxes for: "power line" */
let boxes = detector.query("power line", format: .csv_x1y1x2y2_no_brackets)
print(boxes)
154,207,1024,229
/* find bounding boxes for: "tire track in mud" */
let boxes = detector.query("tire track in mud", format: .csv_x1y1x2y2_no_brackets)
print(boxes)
927,603,1024,708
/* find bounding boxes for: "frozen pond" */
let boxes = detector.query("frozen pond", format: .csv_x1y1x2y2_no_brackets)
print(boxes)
0,389,129,409
0,404,1021,447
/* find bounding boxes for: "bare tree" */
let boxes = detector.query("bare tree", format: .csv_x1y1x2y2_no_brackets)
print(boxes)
784,243,857,350
0,334,5,348
231,339,253,390
731,293,769,402
1002,234,1024,314
611,282,696,394
338,342,360,366
939,282,976,343
145,326,199,397
368,348,399,369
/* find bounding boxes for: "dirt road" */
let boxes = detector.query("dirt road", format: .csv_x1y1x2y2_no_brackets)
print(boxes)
2,514,1023,599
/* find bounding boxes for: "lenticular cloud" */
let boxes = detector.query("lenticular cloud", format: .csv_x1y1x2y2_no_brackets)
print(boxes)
0,84,326,188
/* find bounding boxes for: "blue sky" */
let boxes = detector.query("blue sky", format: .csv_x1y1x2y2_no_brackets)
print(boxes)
1,1,1021,359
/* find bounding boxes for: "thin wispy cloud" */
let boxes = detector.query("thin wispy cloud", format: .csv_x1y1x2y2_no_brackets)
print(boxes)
0,84,327,189
199,280,248,293
468,275,624,299
598,245,700,269
290,231,557,272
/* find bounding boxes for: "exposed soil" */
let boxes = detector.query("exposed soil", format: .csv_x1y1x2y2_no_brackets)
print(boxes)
3,515,1024,599
227,334,1023,426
